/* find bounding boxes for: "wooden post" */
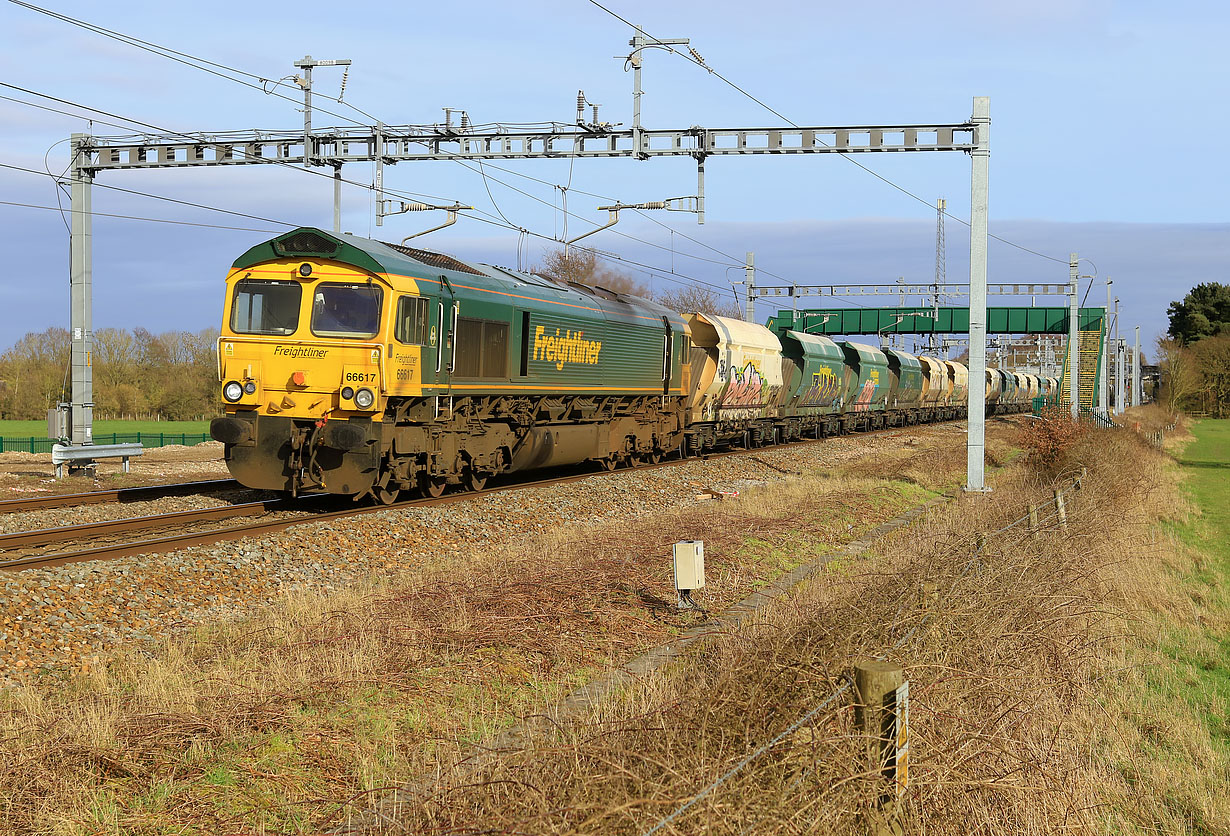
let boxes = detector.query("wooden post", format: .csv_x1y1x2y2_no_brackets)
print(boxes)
854,661,904,785
1053,489,1068,533
1029,503,1041,539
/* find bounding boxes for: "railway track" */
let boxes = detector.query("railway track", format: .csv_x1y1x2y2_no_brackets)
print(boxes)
0,478,241,515
0,420,968,574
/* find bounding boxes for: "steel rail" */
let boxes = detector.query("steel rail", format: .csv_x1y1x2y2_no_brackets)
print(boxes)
0,494,326,551
0,413,1010,574
0,479,241,515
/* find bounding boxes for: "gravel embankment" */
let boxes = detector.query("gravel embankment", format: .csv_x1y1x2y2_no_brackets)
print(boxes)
0,427,959,687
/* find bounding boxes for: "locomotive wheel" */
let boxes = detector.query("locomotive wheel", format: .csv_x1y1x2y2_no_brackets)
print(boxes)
465,471,488,492
601,457,618,471
421,475,448,498
649,450,662,464
374,484,401,505
373,472,400,505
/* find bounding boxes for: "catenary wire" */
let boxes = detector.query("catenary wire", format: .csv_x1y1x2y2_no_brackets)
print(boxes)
0,200,278,232
584,0,1070,266
3,77,747,289
3,6,797,284
10,6,912,299
0,161,299,227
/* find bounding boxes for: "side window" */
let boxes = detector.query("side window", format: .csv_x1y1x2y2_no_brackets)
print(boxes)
454,317,509,379
395,296,430,344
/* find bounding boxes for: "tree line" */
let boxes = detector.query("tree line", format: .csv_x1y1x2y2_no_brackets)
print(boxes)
0,327,220,421
1156,282,1230,416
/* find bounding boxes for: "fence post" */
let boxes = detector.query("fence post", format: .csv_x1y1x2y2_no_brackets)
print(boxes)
1029,504,1040,539
1054,489,1068,533
854,660,905,784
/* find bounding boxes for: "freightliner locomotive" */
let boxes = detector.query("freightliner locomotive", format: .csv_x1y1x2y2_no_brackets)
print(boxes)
210,228,1049,501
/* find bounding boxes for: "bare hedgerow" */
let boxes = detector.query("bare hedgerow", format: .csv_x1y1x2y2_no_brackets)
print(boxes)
1017,406,1089,476
346,424,1218,836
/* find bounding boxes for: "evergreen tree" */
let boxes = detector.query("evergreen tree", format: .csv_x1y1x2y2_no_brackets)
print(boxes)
1167,283,1230,343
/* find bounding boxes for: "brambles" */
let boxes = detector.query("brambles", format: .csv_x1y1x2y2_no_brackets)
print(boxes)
1017,407,1089,475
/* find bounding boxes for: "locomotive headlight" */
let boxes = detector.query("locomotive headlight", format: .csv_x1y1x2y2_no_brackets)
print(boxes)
341,386,355,400
223,381,243,402
354,387,375,409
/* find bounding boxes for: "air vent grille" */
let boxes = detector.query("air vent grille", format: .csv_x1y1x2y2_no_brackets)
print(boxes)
274,231,340,257
382,242,488,277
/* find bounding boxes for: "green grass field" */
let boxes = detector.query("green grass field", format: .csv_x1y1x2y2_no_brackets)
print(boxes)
1167,419,1230,754
0,420,211,439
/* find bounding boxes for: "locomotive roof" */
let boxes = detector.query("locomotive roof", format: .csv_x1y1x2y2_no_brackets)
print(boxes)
232,227,681,322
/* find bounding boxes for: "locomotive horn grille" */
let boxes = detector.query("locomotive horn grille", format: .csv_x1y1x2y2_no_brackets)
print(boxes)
274,231,340,257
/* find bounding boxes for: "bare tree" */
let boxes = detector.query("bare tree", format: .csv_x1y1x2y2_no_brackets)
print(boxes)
1155,336,1198,413
655,284,743,319
536,248,652,297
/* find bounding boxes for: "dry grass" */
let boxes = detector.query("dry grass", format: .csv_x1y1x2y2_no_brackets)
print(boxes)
4,417,1219,836
0,451,941,834
348,423,1226,835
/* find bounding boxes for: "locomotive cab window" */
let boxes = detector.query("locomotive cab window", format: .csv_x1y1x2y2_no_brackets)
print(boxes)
454,317,508,379
394,295,430,345
311,282,383,338
230,279,301,335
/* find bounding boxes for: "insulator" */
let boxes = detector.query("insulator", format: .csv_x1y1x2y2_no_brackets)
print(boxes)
688,47,706,66
642,201,668,209
577,90,586,122
402,202,432,212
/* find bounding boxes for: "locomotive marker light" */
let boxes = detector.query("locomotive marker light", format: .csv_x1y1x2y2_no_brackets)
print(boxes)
673,540,705,610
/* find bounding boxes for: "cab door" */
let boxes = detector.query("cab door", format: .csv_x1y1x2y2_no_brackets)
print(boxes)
428,276,457,394
662,316,673,396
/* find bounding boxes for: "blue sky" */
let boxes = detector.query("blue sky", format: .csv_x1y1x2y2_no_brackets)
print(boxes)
2,0,1227,358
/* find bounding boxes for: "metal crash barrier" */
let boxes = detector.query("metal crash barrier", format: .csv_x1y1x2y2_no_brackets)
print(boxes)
51,443,144,479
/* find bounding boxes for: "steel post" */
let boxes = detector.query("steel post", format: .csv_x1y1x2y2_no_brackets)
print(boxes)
696,157,705,225
333,163,342,233
1117,339,1126,415
1100,278,1111,416
744,252,756,323
965,96,990,492
302,63,312,167
631,29,643,157
69,134,94,447
1133,326,1141,407
374,122,385,226
1069,255,1079,420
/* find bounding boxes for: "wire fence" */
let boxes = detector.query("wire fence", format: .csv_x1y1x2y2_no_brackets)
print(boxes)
0,432,213,453
637,470,1090,836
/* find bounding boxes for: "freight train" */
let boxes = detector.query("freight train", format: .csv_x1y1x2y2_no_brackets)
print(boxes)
209,228,1051,502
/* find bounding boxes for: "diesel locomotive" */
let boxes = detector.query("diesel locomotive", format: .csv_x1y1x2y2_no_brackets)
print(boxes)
209,228,1048,501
